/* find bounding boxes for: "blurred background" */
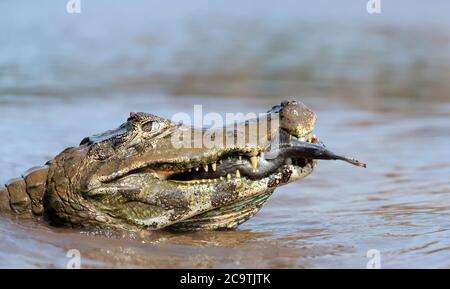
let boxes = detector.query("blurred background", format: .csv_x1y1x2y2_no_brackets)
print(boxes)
0,0,449,268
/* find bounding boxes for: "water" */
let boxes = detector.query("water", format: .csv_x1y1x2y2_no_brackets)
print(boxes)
0,1,449,268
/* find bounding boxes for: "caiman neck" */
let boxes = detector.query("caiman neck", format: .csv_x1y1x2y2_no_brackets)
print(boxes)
0,165,49,217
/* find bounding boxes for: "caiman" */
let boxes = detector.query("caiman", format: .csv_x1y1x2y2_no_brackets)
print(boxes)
0,101,365,231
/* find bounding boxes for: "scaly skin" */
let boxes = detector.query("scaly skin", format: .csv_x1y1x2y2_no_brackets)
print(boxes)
0,100,363,231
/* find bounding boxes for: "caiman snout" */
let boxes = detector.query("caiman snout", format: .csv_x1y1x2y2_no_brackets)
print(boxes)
165,100,365,183
167,131,365,183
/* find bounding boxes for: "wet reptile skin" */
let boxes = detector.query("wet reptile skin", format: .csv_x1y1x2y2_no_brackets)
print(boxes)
0,100,321,231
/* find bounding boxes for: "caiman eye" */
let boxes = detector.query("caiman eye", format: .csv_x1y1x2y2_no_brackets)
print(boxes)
141,121,160,132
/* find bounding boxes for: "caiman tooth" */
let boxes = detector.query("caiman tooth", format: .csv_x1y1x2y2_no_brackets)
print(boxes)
182,179,201,185
288,134,292,141
260,152,264,159
188,168,192,172
236,169,241,178
238,155,242,161
211,163,217,172
227,173,231,180
250,156,258,171
220,176,224,180
203,164,209,172
195,167,199,172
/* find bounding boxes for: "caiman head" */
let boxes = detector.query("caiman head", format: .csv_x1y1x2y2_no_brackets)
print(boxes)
43,100,365,231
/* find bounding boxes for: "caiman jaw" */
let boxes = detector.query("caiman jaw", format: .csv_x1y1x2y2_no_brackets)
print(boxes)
136,127,365,188
143,130,319,186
